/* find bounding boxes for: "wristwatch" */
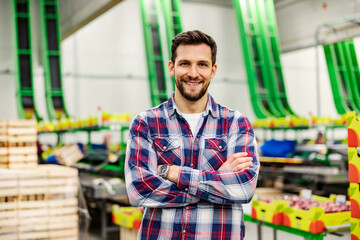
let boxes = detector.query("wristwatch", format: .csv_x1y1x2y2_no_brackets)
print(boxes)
159,165,170,179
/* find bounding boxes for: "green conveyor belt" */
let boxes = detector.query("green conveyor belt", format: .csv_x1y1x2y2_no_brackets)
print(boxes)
324,39,360,114
160,0,183,91
139,0,169,107
233,0,296,119
39,0,69,120
13,0,42,121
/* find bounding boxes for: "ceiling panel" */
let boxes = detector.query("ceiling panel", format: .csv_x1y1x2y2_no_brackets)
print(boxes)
59,0,123,40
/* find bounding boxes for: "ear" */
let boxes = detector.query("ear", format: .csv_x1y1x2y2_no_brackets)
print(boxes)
168,61,175,76
211,64,217,79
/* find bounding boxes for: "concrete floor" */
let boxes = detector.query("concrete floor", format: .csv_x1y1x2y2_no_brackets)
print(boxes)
80,221,350,240
79,231,118,240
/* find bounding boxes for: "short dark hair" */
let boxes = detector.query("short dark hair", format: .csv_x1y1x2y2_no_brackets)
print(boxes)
171,30,217,65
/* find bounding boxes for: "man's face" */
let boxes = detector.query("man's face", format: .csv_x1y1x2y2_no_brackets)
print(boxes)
169,43,217,102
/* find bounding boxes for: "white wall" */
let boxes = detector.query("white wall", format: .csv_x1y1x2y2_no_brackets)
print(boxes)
281,47,334,118
276,0,360,52
1,0,360,124
0,0,17,119
61,0,150,119
60,0,254,120
174,2,252,117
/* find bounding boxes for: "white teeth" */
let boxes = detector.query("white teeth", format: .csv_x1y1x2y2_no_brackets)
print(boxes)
188,82,198,86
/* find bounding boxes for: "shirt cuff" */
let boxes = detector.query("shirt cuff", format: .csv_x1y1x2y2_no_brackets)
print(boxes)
177,166,200,195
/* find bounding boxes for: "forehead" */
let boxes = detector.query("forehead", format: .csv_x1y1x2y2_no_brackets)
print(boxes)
175,43,212,62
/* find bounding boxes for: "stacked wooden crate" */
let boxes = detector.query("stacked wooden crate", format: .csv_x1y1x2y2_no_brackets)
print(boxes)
44,165,78,240
17,169,48,240
0,168,19,240
0,120,37,169
0,165,78,240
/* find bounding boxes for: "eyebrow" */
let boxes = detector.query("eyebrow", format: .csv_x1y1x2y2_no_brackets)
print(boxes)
198,60,211,65
178,59,211,64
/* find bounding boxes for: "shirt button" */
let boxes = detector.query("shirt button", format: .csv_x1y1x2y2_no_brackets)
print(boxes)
185,207,189,210
163,146,167,150
190,163,194,167
183,230,186,233
185,188,188,192
219,145,222,150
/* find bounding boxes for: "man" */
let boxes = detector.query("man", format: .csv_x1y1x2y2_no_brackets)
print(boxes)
125,30,259,240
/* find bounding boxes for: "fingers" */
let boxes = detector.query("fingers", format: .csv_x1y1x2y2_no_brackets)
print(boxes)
219,158,252,172
233,161,252,171
229,157,253,168
227,152,248,163
219,153,253,171
232,152,249,158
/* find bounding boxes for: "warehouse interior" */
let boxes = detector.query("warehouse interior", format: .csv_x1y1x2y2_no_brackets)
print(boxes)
1,0,360,239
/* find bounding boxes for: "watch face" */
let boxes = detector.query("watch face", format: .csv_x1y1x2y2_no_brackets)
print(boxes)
159,165,168,177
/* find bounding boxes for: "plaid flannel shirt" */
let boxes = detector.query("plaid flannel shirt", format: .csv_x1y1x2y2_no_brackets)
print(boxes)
125,94,259,240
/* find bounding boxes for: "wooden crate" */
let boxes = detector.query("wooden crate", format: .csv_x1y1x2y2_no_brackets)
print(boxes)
17,221,48,240
47,165,79,240
53,145,84,166
0,231,18,240
0,121,8,170
0,165,79,240
120,226,139,240
48,228,78,239
0,120,7,135
46,165,78,240
0,120,38,169
0,169,19,235
17,231,48,240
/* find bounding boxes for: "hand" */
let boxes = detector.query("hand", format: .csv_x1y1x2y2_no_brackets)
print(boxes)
218,152,253,172
157,165,180,184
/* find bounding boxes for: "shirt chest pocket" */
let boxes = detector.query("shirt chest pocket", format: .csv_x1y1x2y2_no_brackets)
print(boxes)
201,138,227,170
153,138,181,165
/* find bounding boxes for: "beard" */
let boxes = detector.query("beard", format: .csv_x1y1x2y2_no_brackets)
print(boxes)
175,77,210,102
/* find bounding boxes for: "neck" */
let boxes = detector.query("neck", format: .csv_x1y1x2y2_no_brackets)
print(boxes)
174,91,208,114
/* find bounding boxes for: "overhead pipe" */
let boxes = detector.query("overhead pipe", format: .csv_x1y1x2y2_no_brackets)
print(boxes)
314,13,360,116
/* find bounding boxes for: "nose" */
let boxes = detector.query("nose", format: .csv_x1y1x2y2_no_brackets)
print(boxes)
187,65,199,79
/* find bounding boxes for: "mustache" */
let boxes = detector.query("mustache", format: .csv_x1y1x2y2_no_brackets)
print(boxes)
180,77,203,82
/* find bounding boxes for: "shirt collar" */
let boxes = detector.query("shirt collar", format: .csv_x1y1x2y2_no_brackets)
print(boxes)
166,93,218,120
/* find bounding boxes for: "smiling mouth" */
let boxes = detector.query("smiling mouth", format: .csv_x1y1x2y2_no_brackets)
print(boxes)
185,81,201,86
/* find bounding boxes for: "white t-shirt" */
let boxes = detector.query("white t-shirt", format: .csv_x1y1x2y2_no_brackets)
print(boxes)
181,112,203,136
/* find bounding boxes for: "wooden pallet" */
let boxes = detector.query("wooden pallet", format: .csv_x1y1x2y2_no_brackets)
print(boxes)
0,226,17,234
0,149,7,162
0,233,17,240
0,121,7,136
0,121,7,168
49,228,78,239
0,165,79,240
6,120,37,128
0,119,38,169
40,164,78,177
0,167,19,233
45,165,79,240
54,144,84,166
50,237,78,240
18,231,48,240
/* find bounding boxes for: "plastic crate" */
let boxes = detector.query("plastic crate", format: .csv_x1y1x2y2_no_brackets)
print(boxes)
283,195,350,234
112,206,142,230
251,199,287,225
351,218,360,240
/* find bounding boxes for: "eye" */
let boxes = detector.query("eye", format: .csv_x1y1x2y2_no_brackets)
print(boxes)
180,62,189,66
199,63,208,67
